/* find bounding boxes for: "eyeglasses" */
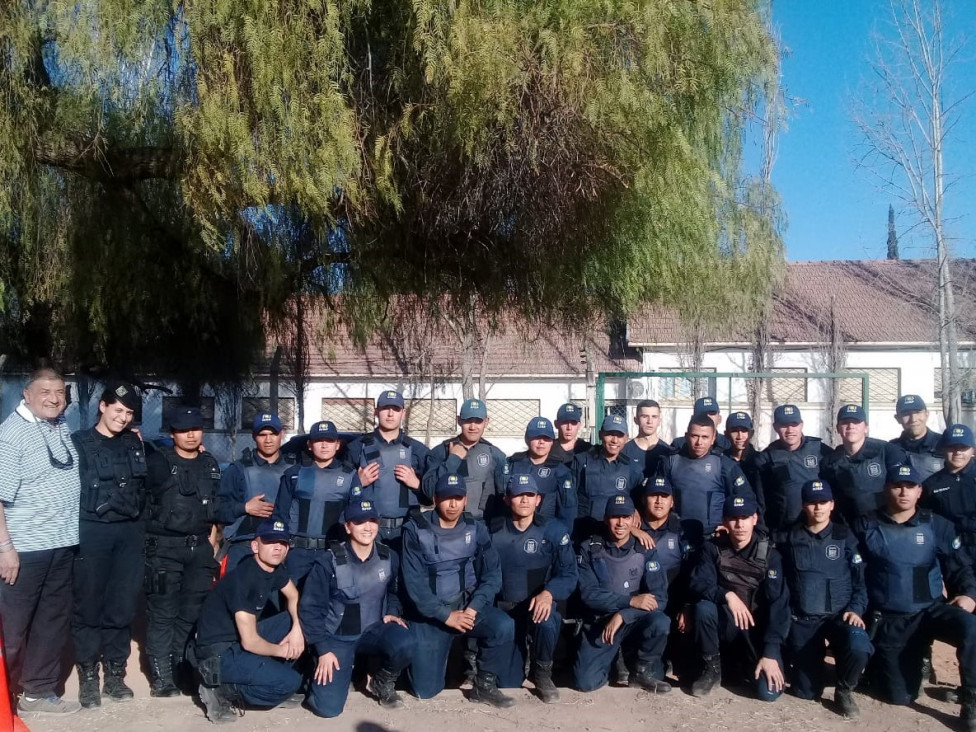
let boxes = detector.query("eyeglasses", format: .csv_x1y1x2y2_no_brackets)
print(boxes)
35,422,74,470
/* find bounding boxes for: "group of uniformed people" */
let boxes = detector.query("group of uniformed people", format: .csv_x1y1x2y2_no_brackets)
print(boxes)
67,385,976,729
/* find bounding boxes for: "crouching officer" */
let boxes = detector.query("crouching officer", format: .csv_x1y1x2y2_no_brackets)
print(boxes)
144,406,221,697
490,474,578,702
689,495,789,701
191,520,304,723
300,500,413,717
71,383,147,707
401,473,516,708
778,480,872,718
856,464,976,729
574,494,672,694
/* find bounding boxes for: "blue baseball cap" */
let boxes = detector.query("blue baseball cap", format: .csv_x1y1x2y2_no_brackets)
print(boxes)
942,423,976,449
252,412,283,435
837,404,866,423
256,519,290,543
643,476,673,496
726,412,753,430
693,397,719,416
459,399,487,420
345,499,380,523
605,493,636,517
801,479,833,504
556,403,583,423
895,395,927,415
723,494,758,518
376,390,405,409
886,464,921,485
600,414,627,434
525,417,556,441
773,404,802,425
508,474,540,496
170,407,203,431
308,420,340,441
435,473,467,499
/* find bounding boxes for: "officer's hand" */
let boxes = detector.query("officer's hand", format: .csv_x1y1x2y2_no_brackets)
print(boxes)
843,611,866,629
279,626,305,660
602,613,625,645
358,462,381,487
445,610,475,632
462,606,478,621
725,592,754,630
394,464,420,489
448,441,469,459
677,607,690,633
529,590,554,623
130,427,143,441
629,593,658,612
755,657,784,692
631,526,655,550
244,494,274,518
951,595,976,613
0,548,19,585
314,653,340,685
383,614,408,628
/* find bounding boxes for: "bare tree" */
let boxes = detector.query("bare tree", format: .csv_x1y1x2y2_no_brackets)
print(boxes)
853,0,970,422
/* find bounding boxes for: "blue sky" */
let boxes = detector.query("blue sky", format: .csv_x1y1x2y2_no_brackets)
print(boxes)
766,1,976,261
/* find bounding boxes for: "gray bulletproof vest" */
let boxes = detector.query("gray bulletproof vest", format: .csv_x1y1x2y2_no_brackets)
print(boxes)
590,541,647,596
292,466,352,537
864,513,943,614
322,543,392,637
415,515,479,602
464,443,495,518
670,454,726,532
225,459,289,541
906,452,945,484
361,439,417,517
786,525,853,617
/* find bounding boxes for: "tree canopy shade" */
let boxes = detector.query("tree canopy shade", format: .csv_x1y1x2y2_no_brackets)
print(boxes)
0,0,783,383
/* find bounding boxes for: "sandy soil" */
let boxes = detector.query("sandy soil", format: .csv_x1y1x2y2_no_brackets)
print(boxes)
19,641,967,732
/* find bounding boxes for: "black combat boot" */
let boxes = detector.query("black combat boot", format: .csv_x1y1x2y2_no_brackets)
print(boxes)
691,655,721,698
172,653,194,695
102,660,134,701
960,686,976,732
613,650,630,686
198,683,239,724
530,661,559,703
367,667,404,709
835,688,859,720
469,672,515,709
148,655,180,698
632,664,672,694
77,663,101,709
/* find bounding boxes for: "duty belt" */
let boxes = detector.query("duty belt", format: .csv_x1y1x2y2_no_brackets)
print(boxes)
147,533,211,548
379,516,406,530
291,536,329,550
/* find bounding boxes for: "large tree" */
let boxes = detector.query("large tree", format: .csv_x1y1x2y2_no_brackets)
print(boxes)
1,0,782,382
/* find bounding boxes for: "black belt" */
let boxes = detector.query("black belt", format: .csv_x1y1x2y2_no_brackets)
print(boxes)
148,533,210,548
379,516,406,530
291,536,329,550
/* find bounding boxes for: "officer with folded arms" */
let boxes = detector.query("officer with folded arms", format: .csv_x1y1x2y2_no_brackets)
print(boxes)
507,417,577,525
777,479,872,718
300,499,413,717
891,395,943,483
491,474,577,703
923,424,976,565
549,403,591,464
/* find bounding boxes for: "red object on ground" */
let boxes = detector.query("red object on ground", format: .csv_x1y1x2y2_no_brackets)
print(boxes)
0,625,31,732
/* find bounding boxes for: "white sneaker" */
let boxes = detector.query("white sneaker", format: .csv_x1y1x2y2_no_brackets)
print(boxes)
18,694,82,715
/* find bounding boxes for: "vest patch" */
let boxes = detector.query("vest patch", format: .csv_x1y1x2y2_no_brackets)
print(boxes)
915,532,925,544
825,544,840,560
478,453,490,467
804,455,818,468
868,462,882,477
539,467,551,478
524,538,539,554
615,477,627,491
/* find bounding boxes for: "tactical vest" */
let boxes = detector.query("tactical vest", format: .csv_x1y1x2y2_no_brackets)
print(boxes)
863,512,943,614
784,524,853,616
414,513,478,602
670,454,726,531
224,455,290,541
147,448,220,536
648,525,687,584
832,441,889,521
764,439,823,530
359,436,417,517
580,456,633,521
76,430,147,522
490,517,553,603
508,459,566,520
464,443,496,518
588,539,648,597
906,451,945,484
291,465,354,537
322,542,392,637
717,538,769,611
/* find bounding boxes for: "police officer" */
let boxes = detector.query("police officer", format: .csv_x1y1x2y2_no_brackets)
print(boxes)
71,383,147,707
724,411,761,497
621,400,671,477
507,417,577,525
217,412,292,571
924,424,976,565
754,405,832,533
574,494,672,694
422,399,508,521
549,403,592,464
658,415,756,542
777,480,871,718
821,405,907,526
401,473,516,708
191,519,304,723
346,390,430,549
689,495,789,701
274,420,363,584
891,395,943,482
144,406,222,697
570,414,645,542
490,474,578,702
673,397,732,452
300,499,413,717
855,464,976,729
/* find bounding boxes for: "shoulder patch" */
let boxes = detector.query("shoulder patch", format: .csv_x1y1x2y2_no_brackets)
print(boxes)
767,568,778,579
851,553,863,565
953,536,963,550
646,560,660,572
734,476,745,487
560,534,570,546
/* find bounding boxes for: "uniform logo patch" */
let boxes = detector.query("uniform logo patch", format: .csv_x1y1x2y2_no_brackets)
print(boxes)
465,531,472,544
616,477,627,491
767,569,778,579
915,532,925,545
868,462,882,478
351,486,361,496
623,581,630,589
667,537,676,550
704,463,713,473
734,476,744,487
337,476,345,486
560,534,570,546
852,553,863,565
539,467,551,478
646,561,660,572
378,568,387,580
477,453,490,467
804,455,818,469
399,448,407,459
524,539,539,554
826,544,841,560
953,536,963,550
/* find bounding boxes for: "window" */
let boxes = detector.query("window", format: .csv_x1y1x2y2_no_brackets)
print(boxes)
658,369,716,402
603,400,628,421
935,368,976,406
320,398,373,433
769,368,808,403
242,397,296,431
484,399,541,438
837,368,900,404
161,396,216,430
404,399,457,435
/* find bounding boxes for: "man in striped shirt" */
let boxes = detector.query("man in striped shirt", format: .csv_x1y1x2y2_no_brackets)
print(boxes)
0,368,81,715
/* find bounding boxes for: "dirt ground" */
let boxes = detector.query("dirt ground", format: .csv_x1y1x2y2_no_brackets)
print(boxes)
19,641,968,732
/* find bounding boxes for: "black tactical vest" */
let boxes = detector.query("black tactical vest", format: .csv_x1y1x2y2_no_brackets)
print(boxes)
147,448,220,536
75,429,147,522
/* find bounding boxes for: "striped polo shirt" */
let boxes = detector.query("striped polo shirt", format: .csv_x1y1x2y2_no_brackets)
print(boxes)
0,403,80,551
